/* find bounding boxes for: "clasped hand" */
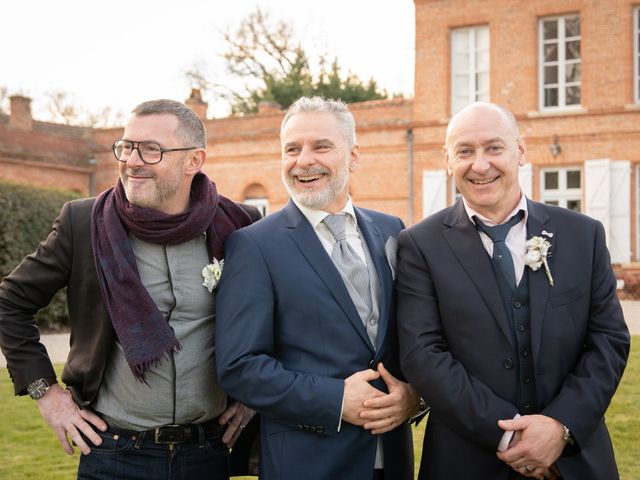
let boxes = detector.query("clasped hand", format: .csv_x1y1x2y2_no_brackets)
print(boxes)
496,414,566,479
342,362,419,434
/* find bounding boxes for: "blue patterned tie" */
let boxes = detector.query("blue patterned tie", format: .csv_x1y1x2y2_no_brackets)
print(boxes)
474,210,525,290
322,214,371,308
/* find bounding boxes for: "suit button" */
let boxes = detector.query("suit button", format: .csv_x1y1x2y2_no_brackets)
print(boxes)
517,324,525,332
523,376,531,384
369,360,378,369
503,358,514,369
521,349,529,357
513,300,522,308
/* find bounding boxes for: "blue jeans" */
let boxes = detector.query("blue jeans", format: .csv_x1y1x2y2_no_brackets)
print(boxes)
77,427,229,480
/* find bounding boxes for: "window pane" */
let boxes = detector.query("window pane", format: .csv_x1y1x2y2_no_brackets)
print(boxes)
476,27,489,49
545,200,559,206
543,20,558,40
544,65,558,84
566,85,581,105
452,30,468,52
544,171,559,190
544,87,559,107
567,199,581,212
453,52,469,72
476,72,489,96
566,170,581,189
565,17,580,37
544,44,558,62
565,63,581,82
477,50,490,70
565,40,580,60
454,75,469,96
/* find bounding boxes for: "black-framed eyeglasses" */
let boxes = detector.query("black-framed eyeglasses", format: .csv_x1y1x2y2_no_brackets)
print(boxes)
112,140,199,165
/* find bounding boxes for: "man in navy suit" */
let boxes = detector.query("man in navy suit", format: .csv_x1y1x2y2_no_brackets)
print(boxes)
397,102,630,479
216,96,422,480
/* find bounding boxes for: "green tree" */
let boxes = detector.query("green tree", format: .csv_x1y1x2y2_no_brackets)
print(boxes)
195,8,388,115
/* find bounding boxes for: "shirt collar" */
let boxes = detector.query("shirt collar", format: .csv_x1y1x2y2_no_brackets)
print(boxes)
292,196,357,229
463,193,528,227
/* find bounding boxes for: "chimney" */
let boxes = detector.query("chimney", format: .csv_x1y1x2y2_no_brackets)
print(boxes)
9,95,32,131
185,88,207,120
257,101,281,115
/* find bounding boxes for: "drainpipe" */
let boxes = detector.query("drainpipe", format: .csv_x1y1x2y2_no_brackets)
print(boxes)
407,128,414,226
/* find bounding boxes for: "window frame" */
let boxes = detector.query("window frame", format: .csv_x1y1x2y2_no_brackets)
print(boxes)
450,25,490,115
540,166,582,211
538,14,581,111
635,7,640,103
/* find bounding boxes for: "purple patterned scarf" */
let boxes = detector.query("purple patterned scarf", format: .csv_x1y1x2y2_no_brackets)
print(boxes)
90,172,251,381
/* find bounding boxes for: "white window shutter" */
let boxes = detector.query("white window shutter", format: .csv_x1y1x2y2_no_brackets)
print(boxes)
422,170,447,218
609,161,631,263
519,164,533,199
584,159,611,235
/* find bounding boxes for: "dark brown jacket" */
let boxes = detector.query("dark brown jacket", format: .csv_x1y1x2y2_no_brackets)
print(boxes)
0,197,260,406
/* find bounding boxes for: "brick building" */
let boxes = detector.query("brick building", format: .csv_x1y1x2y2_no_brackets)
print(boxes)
2,0,640,290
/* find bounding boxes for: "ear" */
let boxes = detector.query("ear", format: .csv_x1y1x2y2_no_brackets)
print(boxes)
184,148,206,175
444,145,453,176
349,144,361,172
517,135,527,167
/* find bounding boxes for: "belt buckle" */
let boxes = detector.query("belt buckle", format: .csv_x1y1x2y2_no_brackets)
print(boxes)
154,425,185,444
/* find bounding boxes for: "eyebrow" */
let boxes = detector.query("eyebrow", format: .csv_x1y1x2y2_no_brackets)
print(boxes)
452,137,506,149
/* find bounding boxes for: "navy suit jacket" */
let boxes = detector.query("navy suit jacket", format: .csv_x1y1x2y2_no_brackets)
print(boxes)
216,200,413,480
397,199,630,480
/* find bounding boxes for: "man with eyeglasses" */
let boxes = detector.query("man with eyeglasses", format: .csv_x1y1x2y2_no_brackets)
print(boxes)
0,99,261,479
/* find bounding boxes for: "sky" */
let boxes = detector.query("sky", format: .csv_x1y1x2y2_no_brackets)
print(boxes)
1,0,415,122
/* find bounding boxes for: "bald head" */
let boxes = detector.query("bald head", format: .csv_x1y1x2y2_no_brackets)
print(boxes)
445,102,519,148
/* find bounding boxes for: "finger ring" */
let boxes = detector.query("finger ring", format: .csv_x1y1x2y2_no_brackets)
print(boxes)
524,465,532,473
239,424,246,429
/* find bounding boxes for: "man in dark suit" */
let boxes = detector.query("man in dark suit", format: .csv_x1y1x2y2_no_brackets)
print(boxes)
397,101,630,480
0,99,260,479
215,96,422,480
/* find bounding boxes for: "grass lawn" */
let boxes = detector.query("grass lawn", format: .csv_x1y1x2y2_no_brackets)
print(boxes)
1,336,637,479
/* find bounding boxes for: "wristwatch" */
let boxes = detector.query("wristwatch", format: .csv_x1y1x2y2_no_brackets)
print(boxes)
562,424,576,446
26,378,57,400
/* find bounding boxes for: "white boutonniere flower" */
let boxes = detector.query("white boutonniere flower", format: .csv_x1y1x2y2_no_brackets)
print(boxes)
202,258,224,293
524,236,554,286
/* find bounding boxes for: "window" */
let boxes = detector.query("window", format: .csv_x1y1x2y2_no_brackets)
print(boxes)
539,15,581,109
243,197,269,217
540,167,581,211
451,25,490,114
635,8,640,103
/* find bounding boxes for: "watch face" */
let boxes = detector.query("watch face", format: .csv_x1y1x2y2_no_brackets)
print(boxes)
27,379,49,399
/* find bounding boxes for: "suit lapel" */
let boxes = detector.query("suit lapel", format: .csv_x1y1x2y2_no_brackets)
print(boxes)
283,201,375,352
442,201,514,347
354,207,392,352
526,200,553,361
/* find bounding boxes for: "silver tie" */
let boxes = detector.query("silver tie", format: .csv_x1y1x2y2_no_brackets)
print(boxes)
322,214,371,308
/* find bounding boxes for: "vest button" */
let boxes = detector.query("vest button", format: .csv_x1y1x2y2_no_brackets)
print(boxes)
523,376,531,384
513,300,522,308
518,324,525,332
521,349,529,357
369,318,377,326
503,358,514,369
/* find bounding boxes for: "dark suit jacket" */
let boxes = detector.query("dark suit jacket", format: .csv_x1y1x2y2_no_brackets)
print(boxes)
0,197,261,407
397,199,630,480
215,200,414,480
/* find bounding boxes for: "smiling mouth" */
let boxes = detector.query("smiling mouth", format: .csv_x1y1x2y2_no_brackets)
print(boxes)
297,174,324,183
470,176,498,185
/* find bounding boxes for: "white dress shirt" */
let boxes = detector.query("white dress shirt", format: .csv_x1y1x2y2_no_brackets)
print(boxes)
463,194,529,286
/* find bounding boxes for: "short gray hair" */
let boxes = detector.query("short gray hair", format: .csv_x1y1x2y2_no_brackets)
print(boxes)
281,96,356,146
132,99,206,148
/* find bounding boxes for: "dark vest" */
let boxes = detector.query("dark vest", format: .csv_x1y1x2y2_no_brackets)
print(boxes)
493,266,539,414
